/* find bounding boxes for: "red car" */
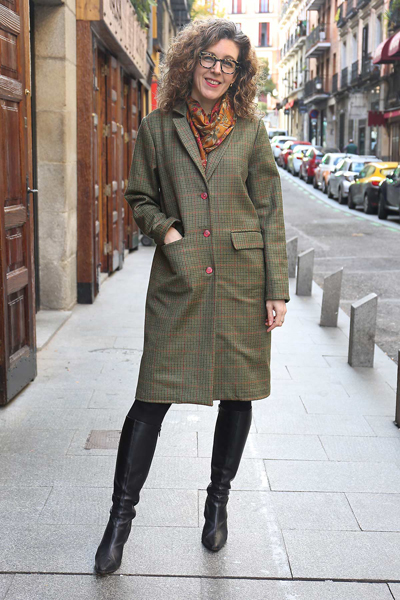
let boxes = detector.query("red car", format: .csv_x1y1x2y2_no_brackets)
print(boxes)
278,141,311,170
299,147,324,183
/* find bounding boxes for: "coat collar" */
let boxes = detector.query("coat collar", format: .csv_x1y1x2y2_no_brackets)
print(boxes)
171,98,237,183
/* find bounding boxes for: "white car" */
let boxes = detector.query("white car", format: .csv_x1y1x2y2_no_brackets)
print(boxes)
266,127,288,140
270,136,297,161
314,153,346,192
327,156,381,204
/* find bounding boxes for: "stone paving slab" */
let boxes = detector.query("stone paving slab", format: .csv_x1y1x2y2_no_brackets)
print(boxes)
38,487,198,528
198,431,328,460
283,529,400,581
265,459,400,493
0,576,14,600
346,492,400,532
319,434,400,462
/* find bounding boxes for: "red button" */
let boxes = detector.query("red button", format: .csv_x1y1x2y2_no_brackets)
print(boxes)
201,192,208,200
206,267,213,274
203,230,211,237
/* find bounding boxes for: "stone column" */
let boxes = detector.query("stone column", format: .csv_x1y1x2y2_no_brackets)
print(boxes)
34,0,77,310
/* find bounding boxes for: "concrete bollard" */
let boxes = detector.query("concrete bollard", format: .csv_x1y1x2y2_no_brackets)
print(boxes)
320,268,343,327
348,293,378,367
286,237,298,278
396,351,400,428
296,248,314,296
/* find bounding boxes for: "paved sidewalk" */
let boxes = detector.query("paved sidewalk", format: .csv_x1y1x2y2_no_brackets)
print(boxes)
0,246,399,600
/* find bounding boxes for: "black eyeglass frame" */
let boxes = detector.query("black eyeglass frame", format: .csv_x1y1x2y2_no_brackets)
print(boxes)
198,51,240,74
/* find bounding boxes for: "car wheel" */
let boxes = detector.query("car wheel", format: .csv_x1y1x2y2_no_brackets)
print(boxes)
377,191,388,220
293,166,298,177
322,179,327,194
348,189,356,209
327,182,333,198
363,192,375,214
338,186,347,205
313,176,318,189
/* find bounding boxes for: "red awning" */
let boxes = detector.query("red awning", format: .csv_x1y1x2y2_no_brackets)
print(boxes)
288,99,295,108
373,35,399,64
384,109,400,119
388,31,400,57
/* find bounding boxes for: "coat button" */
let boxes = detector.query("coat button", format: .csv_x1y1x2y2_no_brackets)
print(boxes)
203,229,211,237
201,192,208,200
206,267,213,274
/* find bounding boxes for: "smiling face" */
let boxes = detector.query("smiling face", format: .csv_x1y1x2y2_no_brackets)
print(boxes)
190,38,240,115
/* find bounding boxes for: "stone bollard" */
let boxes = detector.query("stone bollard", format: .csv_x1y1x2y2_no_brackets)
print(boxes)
296,248,314,296
396,351,400,428
348,293,378,367
286,237,298,278
320,268,343,327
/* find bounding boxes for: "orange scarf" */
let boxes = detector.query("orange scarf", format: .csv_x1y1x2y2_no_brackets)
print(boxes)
186,94,237,170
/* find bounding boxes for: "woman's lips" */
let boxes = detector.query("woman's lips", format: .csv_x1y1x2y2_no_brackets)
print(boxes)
204,78,221,88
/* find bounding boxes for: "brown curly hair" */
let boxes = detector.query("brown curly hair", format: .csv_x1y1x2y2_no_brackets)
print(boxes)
157,17,260,120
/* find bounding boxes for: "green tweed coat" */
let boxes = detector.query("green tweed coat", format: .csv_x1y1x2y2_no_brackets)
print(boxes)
124,100,290,407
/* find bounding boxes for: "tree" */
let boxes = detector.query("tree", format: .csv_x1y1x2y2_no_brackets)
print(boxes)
258,57,276,96
189,0,226,19
129,0,157,29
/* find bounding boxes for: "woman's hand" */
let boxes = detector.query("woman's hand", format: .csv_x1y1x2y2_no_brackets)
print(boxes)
265,300,287,332
164,226,183,245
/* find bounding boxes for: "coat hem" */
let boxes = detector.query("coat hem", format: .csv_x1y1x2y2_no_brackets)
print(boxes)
135,392,271,407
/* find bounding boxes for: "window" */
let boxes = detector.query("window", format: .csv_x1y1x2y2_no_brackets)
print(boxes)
235,22,242,31
232,0,245,13
376,15,382,47
259,22,269,46
322,154,330,164
259,0,269,11
350,162,364,173
362,24,369,57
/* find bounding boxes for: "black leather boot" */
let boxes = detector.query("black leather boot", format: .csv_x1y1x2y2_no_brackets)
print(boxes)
201,405,252,552
94,417,160,575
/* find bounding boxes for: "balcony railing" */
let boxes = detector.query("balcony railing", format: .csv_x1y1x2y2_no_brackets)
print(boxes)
306,24,328,52
304,76,328,99
332,73,338,93
357,0,369,8
351,60,358,83
280,22,307,60
341,66,348,89
336,0,358,27
361,54,380,80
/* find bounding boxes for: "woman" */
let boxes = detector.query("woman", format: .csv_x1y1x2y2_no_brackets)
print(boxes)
94,17,289,576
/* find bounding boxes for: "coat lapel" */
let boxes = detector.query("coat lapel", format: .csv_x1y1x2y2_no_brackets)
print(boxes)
205,118,239,181
172,101,207,184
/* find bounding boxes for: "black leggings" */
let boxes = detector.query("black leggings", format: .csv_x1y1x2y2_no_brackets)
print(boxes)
127,399,252,428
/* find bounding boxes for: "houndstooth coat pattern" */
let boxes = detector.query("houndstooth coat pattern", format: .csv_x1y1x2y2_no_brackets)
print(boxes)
124,100,290,407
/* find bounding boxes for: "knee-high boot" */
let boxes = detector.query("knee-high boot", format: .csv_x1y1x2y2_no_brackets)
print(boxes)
201,405,252,552
94,416,160,575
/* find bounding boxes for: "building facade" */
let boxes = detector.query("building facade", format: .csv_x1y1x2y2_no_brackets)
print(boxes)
223,0,281,110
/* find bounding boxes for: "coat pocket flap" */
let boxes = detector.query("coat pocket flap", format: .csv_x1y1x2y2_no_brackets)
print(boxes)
231,230,264,250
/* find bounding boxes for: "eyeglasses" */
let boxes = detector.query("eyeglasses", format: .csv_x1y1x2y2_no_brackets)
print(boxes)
199,51,240,75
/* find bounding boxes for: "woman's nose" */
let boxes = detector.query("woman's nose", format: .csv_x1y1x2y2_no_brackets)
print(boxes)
211,61,222,75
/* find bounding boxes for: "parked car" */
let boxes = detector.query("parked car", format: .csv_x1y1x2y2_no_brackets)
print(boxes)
327,156,380,204
314,153,347,192
278,141,311,169
299,146,324,183
288,145,312,176
266,127,288,140
378,164,400,219
348,162,398,213
271,136,297,161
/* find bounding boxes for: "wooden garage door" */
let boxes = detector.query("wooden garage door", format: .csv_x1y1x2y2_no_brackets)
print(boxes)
0,0,36,404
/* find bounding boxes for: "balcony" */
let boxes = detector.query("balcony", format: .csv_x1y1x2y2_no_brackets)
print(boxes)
341,66,348,89
336,0,358,28
351,60,359,83
304,76,329,103
306,0,326,11
361,54,380,80
279,0,303,27
278,23,307,64
356,0,370,8
332,72,338,93
305,24,331,58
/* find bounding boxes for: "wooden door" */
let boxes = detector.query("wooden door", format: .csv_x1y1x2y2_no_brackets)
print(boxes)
123,75,139,250
0,0,36,404
106,54,121,273
97,48,108,273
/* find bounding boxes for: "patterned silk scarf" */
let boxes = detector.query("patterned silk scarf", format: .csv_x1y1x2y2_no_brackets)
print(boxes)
186,93,237,170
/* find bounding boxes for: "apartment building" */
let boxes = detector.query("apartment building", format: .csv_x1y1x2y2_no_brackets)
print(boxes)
223,0,281,106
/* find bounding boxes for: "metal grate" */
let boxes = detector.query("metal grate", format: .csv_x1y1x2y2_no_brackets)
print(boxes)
85,430,121,450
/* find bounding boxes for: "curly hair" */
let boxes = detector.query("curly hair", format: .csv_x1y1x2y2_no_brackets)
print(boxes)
157,17,261,120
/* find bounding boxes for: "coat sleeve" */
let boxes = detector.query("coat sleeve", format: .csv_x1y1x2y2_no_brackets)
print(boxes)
246,119,290,303
124,116,182,246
